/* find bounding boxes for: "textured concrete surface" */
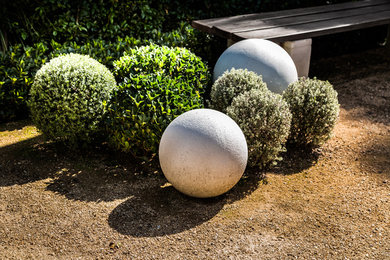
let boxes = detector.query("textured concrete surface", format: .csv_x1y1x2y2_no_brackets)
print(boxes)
283,39,312,77
159,109,248,198
213,39,298,93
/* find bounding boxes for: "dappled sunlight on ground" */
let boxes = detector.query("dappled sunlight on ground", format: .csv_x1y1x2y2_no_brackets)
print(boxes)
0,121,42,148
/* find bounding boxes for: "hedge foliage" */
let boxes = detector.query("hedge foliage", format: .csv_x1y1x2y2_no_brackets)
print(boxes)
29,53,117,146
1,0,352,49
0,43,50,121
107,44,210,157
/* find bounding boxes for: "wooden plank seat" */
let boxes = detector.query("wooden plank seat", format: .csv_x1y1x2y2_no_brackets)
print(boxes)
192,0,390,76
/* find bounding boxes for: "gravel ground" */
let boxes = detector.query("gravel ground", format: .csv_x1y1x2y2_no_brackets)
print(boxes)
0,46,389,259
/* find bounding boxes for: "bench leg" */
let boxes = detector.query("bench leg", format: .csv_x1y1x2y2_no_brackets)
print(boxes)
282,39,312,78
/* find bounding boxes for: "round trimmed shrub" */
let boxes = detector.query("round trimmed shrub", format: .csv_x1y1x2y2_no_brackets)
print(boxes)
227,88,292,169
29,53,117,146
210,68,268,113
113,44,210,90
283,77,340,147
107,44,210,157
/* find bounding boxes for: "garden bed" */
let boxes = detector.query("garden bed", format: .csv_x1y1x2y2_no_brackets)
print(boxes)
0,46,389,259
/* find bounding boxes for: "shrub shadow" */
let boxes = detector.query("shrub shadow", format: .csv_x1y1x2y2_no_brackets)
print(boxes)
41,143,265,236
358,135,390,181
269,145,321,175
0,135,55,186
0,119,32,132
0,122,265,238
44,147,147,202
0,122,144,203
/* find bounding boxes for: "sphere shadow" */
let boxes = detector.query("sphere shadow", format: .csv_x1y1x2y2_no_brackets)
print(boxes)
108,183,223,237
108,168,265,237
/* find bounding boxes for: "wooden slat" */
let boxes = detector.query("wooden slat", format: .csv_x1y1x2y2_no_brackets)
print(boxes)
191,0,389,33
216,3,390,34
191,0,390,41
232,10,390,42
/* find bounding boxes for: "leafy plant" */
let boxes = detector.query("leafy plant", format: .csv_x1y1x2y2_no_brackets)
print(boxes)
0,43,50,122
29,53,117,147
227,88,292,169
210,68,268,113
282,77,340,147
107,44,210,158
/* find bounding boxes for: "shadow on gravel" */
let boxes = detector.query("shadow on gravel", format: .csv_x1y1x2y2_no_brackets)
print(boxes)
310,46,390,84
0,119,31,132
358,135,390,181
0,122,144,203
107,169,264,237
108,182,224,237
0,135,53,186
311,47,390,126
44,147,150,202
269,145,321,175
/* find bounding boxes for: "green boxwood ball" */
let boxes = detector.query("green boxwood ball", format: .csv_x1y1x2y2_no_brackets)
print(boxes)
29,53,117,146
210,68,268,113
227,88,292,169
283,77,340,147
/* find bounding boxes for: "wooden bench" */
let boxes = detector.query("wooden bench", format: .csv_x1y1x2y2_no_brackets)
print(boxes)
192,0,390,77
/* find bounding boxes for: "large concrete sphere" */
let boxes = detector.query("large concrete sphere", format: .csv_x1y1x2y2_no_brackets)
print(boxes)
213,39,298,93
159,109,248,198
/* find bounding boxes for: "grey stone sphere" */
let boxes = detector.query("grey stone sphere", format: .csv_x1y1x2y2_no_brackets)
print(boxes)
213,39,298,93
159,109,248,198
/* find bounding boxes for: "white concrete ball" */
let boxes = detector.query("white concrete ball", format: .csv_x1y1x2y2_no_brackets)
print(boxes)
213,39,298,93
159,109,248,198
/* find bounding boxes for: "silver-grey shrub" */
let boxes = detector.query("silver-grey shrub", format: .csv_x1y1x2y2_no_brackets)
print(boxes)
210,68,268,113
227,88,292,169
29,53,117,147
283,77,340,147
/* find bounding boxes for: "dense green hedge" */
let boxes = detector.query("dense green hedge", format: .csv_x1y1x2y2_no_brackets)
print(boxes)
0,0,378,51
0,43,50,121
0,0,353,50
